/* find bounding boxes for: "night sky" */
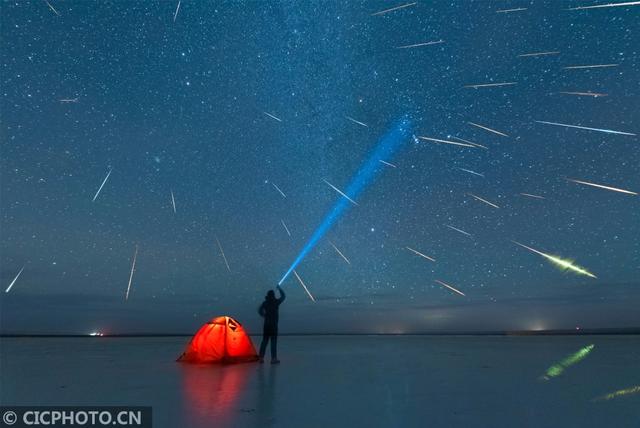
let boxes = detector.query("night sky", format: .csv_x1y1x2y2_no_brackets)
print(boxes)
1,1,639,334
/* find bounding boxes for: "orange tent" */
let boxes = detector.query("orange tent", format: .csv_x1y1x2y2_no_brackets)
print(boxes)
177,316,259,363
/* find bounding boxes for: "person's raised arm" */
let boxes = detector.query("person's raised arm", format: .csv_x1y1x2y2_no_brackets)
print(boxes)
277,285,286,303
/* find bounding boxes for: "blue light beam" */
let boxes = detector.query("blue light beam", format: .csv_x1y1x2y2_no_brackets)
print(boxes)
278,116,412,285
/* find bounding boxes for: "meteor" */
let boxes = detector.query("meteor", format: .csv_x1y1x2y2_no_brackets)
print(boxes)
329,240,351,265
406,246,435,262
170,190,176,214
418,136,476,148
396,40,444,49
535,120,635,136
593,385,640,402
468,193,500,208
264,112,282,122
434,280,466,296
5,265,25,293
563,64,618,70
345,116,369,127
567,178,637,195
44,0,60,15
464,82,517,89
278,116,412,285
215,237,231,273
173,0,181,22
281,219,291,236
467,122,509,137
323,179,359,206
517,51,560,57
446,224,472,237
496,7,527,13
293,270,315,302
457,168,484,177
125,246,138,301
568,1,640,10
92,169,112,202
542,344,594,380
453,137,488,149
512,241,597,278
519,193,545,199
59,97,79,103
379,159,397,168
558,91,608,97
371,2,416,15
272,182,286,198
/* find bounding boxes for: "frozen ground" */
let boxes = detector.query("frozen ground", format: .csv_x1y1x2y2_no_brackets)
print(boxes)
1,335,639,428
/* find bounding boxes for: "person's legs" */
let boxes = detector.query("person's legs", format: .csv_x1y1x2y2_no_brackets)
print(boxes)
270,332,278,362
259,334,270,361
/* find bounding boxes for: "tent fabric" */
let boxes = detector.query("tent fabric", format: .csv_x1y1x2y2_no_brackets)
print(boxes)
177,316,259,363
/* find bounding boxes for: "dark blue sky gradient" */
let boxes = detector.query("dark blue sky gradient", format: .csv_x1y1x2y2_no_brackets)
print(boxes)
1,1,639,334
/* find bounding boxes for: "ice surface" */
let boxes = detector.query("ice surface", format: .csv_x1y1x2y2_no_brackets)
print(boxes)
1,335,639,427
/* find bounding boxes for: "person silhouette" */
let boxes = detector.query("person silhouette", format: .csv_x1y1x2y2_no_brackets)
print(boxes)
258,285,286,364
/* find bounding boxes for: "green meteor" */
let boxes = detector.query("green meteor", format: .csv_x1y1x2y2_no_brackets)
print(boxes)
512,241,597,278
593,385,640,401
542,344,595,380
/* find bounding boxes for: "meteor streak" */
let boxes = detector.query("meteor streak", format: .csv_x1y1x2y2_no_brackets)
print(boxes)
558,91,608,97
496,7,527,13
5,265,25,293
446,224,471,237
457,168,484,177
542,344,594,380
512,241,597,278
281,219,291,236
464,82,517,89
59,97,79,103
125,246,138,301
468,193,500,208
293,270,315,302
517,51,560,57
170,190,176,213
345,116,369,127
467,122,509,137
278,116,412,285
520,193,545,199
371,2,416,15
567,178,637,195
569,1,640,10
215,237,231,273
593,385,640,402
173,1,181,22
92,169,112,202
323,179,359,206
379,159,397,168
406,247,435,262
272,182,286,198
329,240,350,265
535,120,635,136
264,112,282,122
396,40,444,49
434,280,465,296
418,136,476,148
453,137,488,149
44,0,60,15
563,63,618,69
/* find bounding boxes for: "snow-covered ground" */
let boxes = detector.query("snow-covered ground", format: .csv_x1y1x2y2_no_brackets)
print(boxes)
1,335,638,427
